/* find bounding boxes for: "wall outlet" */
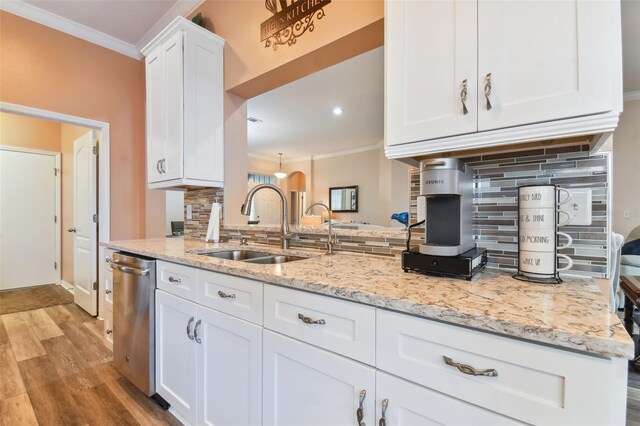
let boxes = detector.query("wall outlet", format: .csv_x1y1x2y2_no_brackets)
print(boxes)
561,188,592,226
624,210,632,219
186,204,193,220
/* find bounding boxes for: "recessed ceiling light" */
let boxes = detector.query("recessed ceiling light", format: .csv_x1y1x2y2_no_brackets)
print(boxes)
332,107,343,116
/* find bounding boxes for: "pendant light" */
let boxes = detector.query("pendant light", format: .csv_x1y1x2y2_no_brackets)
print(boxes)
274,153,287,179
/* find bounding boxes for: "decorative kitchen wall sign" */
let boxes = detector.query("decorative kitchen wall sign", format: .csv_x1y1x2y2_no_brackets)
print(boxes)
261,0,332,50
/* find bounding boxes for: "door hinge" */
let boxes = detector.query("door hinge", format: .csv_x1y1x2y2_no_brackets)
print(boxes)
93,214,99,223
54,168,58,176
54,215,57,223
93,146,98,155
54,262,58,270
93,281,98,291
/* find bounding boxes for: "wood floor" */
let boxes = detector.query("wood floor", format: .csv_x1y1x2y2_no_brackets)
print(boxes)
0,300,179,426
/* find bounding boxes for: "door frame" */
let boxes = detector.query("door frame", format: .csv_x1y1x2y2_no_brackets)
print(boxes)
0,146,61,286
0,102,110,303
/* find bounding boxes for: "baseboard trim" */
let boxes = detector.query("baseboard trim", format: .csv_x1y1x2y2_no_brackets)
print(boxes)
59,280,74,293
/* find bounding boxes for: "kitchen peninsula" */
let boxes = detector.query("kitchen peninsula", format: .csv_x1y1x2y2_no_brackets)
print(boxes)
103,237,632,425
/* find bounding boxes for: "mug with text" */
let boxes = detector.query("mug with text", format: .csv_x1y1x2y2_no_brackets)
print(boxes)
518,185,571,209
518,207,572,229
518,251,573,275
519,230,572,252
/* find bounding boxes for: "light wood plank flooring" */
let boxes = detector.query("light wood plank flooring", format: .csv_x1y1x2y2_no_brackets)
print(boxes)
0,301,179,426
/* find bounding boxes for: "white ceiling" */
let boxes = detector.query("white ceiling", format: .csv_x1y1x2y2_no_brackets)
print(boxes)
622,0,640,94
247,47,384,160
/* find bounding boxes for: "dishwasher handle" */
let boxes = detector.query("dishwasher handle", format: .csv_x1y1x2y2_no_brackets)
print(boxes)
112,263,149,276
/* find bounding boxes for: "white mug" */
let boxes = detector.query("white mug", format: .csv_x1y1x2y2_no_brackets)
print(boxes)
519,230,572,252
518,251,573,274
518,208,571,229
518,186,571,209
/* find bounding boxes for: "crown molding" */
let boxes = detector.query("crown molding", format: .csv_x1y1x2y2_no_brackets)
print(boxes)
624,90,640,102
136,0,205,52
0,0,142,59
248,142,384,164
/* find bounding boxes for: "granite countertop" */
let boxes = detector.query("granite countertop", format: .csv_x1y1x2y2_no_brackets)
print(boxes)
102,238,633,359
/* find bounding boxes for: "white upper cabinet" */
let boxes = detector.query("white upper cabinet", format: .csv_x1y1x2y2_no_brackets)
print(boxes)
477,0,614,131
385,0,622,157
386,0,478,143
142,17,225,189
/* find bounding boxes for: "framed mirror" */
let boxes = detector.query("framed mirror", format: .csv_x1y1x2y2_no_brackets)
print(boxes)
329,186,358,212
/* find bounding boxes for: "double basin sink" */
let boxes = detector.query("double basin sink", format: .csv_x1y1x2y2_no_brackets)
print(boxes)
197,249,306,265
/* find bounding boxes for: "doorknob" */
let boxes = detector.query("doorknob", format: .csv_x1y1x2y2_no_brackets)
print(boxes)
68,227,77,233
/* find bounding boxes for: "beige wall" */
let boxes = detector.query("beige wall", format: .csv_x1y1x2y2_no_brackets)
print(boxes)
60,124,92,284
191,0,383,98
0,11,154,240
0,112,61,151
613,99,640,240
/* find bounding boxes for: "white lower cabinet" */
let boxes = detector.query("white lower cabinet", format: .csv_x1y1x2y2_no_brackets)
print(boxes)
156,290,198,424
156,289,262,425
263,330,376,426
376,372,521,426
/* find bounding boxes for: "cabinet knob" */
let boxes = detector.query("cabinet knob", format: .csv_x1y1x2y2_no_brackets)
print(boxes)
484,73,493,110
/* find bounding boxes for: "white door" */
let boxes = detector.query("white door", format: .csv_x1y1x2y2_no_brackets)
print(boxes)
72,131,98,315
386,0,477,145
162,31,184,181
146,44,165,184
375,372,521,425
0,148,58,289
263,330,376,426
156,290,198,424
197,306,262,426
249,182,280,225
477,0,614,131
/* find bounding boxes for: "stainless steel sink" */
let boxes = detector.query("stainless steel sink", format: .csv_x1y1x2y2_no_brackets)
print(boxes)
198,250,269,261
197,250,307,264
243,255,306,264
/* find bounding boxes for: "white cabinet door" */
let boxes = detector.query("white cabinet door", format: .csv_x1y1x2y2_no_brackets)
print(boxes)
196,306,262,426
376,372,522,426
477,0,614,131
156,290,197,424
161,31,184,181
386,0,477,145
183,30,224,184
145,45,164,184
263,330,376,426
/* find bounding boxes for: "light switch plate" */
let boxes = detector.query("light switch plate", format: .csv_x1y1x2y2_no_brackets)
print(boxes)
186,204,193,220
561,189,592,225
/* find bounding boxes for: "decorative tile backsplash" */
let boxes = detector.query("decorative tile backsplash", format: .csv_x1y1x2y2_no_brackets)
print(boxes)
185,144,609,277
411,144,610,278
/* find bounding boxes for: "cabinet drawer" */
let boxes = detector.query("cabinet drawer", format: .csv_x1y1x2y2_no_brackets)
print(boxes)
103,249,115,271
157,261,197,301
103,269,113,312
377,309,623,425
264,285,375,365
198,270,263,325
103,311,113,350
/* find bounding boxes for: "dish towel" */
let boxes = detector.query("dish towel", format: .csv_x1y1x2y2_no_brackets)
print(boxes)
206,202,221,242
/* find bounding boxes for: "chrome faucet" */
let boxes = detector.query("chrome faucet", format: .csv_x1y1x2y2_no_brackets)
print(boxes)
305,202,336,255
241,183,293,249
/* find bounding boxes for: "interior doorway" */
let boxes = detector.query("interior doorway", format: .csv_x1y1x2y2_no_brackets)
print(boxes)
0,105,109,316
287,171,307,226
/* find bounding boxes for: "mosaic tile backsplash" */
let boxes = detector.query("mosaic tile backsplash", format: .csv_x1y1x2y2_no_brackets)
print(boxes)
411,144,610,278
185,144,609,277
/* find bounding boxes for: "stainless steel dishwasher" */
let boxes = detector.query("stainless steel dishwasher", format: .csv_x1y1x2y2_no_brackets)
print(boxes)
111,252,157,397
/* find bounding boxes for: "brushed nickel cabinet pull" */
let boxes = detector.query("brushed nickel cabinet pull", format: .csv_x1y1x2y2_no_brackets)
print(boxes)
156,160,161,174
357,389,366,426
105,289,112,295
187,317,195,340
443,355,498,377
218,291,236,299
297,313,326,325
168,276,181,283
460,79,469,115
379,398,388,426
484,73,493,110
194,319,202,344
106,329,113,335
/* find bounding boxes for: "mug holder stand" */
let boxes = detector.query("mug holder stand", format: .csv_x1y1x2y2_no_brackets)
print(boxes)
514,184,569,285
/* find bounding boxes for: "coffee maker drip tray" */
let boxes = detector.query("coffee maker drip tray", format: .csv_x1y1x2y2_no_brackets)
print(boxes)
402,248,487,281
